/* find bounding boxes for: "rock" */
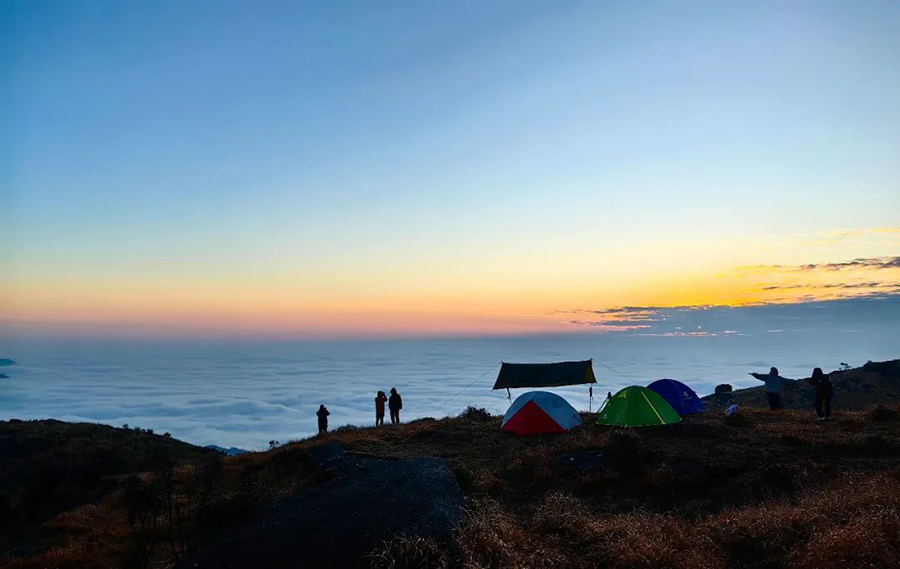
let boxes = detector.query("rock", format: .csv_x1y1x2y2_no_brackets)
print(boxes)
711,384,734,403
184,451,463,568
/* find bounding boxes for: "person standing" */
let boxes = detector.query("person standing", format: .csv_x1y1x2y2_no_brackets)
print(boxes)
749,367,793,410
807,367,833,420
317,404,330,434
375,390,388,426
388,387,402,424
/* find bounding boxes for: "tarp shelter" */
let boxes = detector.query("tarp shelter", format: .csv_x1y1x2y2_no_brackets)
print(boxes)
493,360,596,390
501,391,582,436
647,379,707,415
596,386,681,427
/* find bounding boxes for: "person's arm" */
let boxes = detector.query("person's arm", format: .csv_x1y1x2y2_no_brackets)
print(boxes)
749,373,764,381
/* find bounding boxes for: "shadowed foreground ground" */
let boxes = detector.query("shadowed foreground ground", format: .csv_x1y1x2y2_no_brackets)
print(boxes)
2,360,899,568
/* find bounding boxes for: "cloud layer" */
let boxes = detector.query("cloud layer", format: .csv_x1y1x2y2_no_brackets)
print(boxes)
2,293,898,449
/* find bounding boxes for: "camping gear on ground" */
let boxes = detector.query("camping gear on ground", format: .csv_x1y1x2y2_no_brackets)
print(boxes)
596,386,681,427
647,379,707,415
726,404,738,415
501,391,583,436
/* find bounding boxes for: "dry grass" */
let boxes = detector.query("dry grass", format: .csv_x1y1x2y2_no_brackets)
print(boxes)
452,471,900,569
369,535,450,569
4,403,900,568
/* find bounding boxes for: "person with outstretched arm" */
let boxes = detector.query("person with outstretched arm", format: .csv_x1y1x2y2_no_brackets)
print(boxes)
807,367,833,420
317,404,330,434
749,367,794,410
388,387,402,424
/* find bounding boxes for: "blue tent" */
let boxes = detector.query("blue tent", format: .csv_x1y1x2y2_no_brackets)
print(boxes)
647,379,706,415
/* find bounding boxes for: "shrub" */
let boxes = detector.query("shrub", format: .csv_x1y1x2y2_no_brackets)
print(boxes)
458,407,492,422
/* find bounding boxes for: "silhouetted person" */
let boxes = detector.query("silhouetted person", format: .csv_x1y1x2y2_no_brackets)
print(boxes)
807,367,833,420
388,387,402,424
375,390,388,426
749,367,793,410
317,404,330,434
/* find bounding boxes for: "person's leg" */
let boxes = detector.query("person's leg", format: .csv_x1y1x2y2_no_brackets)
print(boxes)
815,392,824,418
824,393,832,418
767,392,776,410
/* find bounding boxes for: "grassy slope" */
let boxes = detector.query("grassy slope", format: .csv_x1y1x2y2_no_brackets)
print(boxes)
704,360,900,410
2,361,900,569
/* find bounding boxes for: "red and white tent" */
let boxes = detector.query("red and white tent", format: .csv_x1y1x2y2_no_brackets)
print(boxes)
501,391,582,436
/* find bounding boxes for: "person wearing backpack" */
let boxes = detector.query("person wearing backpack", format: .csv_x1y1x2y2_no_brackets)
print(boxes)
807,367,833,420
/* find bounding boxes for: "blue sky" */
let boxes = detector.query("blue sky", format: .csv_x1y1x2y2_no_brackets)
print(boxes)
3,0,900,336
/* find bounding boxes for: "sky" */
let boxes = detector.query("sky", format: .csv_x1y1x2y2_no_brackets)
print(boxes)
3,0,900,338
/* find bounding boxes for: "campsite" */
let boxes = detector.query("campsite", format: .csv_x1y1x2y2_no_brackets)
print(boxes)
3,359,900,568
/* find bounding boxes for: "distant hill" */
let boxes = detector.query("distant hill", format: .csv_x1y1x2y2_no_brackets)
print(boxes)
0,419,218,537
205,444,249,456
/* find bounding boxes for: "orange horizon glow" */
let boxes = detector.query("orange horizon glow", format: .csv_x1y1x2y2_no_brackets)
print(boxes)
4,227,898,337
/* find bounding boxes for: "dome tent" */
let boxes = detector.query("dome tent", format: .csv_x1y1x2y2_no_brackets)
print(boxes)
647,379,706,415
501,391,582,436
596,386,681,427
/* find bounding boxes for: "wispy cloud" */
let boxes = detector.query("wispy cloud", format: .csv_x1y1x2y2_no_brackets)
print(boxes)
564,294,900,337
761,282,899,291
742,256,900,273
797,257,900,271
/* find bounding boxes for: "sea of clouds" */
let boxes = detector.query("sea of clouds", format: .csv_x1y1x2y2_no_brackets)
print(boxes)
1,296,898,450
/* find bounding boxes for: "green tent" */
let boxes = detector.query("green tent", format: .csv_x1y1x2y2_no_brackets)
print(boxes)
596,386,681,427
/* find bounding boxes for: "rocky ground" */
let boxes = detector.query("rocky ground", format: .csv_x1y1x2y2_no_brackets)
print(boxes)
1,359,899,568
